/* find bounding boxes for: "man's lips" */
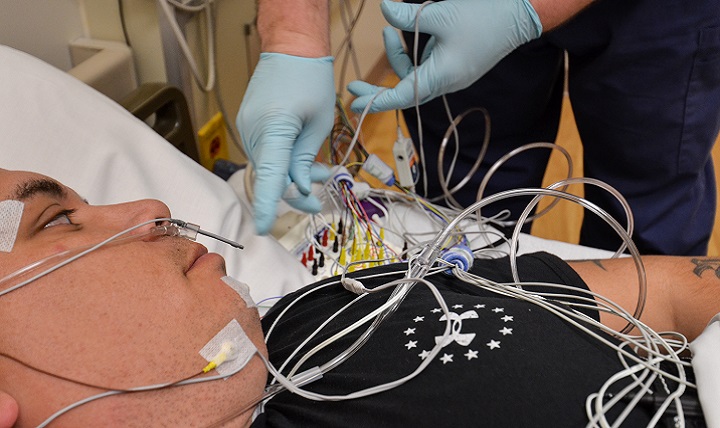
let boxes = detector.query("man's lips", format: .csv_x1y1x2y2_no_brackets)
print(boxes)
186,244,210,273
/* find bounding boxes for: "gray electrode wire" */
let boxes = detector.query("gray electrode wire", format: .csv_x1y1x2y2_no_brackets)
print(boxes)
264,266,411,343
0,218,174,298
333,0,367,59
302,252,441,389
458,273,687,379
459,275,690,387
602,337,690,427
311,90,386,196
203,268,449,427
411,1,435,197
266,276,452,402
436,107,492,209
36,351,257,428
452,270,690,426
438,96,462,194
413,185,646,333
282,265,448,380
506,186,645,329
455,274,689,388
475,141,574,226
364,186,510,255
336,0,366,95
511,177,634,259
157,0,216,92
166,0,242,163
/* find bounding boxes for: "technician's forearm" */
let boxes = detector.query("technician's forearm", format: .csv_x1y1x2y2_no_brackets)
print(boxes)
257,0,331,57
529,0,594,31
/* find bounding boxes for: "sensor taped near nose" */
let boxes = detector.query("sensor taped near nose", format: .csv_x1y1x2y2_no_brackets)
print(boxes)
0,200,23,252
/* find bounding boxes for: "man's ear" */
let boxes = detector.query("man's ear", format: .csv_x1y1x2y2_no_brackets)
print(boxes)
0,391,18,428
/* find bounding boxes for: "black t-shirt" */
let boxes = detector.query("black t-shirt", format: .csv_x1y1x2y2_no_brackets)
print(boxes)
253,252,653,427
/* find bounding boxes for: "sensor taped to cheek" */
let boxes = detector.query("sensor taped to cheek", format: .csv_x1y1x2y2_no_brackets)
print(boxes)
200,319,257,377
222,276,256,308
0,200,24,253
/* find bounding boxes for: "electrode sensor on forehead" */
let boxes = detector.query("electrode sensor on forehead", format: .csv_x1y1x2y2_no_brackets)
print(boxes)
0,200,23,253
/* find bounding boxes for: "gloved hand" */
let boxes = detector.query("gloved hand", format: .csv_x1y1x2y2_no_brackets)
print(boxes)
237,53,335,234
347,0,542,113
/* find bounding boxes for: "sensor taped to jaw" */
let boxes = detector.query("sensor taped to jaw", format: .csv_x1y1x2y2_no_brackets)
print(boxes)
200,319,257,377
222,276,256,308
0,200,23,252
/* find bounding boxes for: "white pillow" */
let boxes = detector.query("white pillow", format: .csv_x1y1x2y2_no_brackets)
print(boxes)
0,45,313,305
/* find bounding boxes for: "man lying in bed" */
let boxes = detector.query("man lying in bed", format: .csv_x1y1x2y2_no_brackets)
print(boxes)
0,168,712,427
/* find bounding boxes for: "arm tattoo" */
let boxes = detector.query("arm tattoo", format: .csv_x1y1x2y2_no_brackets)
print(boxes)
691,258,720,278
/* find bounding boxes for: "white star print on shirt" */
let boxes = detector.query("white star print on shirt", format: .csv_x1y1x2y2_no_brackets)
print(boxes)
499,327,513,335
487,340,501,350
405,340,418,350
404,328,416,336
440,353,454,364
465,350,478,360
501,315,514,322
414,316,425,322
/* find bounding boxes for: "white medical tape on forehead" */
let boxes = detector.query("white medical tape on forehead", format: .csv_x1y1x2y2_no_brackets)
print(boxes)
200,319,257,377
222,276,256,308
0,200,24,253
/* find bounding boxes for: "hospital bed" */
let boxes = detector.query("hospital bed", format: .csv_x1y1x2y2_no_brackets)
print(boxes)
0,44,716,426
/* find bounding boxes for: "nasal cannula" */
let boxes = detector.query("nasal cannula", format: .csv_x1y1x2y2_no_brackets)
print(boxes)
0,218,243,298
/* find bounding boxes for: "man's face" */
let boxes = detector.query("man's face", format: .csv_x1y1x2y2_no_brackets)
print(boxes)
0,169,267,427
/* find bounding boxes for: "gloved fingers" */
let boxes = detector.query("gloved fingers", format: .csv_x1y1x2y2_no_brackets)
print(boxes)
309,162,332,183
252,170,288,235
248,135,296,235
383,27,414,79
380,0,448,35
288,112,334,195
254,163,328,235
282,183,324,214
348,64,435,113
421,36,436,64
281,163,329,214
347,81,387,113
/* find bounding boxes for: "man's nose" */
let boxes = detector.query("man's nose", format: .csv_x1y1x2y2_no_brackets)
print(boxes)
97,199,173,235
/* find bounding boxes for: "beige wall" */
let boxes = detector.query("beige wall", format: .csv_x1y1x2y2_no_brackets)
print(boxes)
80,0,167,84
0,0,85,71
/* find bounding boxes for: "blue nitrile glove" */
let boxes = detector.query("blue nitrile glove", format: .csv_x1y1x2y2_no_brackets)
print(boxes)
237,53,335,234
347,0,542,113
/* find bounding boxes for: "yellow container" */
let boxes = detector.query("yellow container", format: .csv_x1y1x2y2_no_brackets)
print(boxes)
197,112,229,170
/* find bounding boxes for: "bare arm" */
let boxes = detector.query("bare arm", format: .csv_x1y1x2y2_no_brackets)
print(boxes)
256,0,331,57
570,257,720,342
529,0,594,31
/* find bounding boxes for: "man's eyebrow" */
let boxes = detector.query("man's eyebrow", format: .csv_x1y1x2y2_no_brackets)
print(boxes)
11,178,67,201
